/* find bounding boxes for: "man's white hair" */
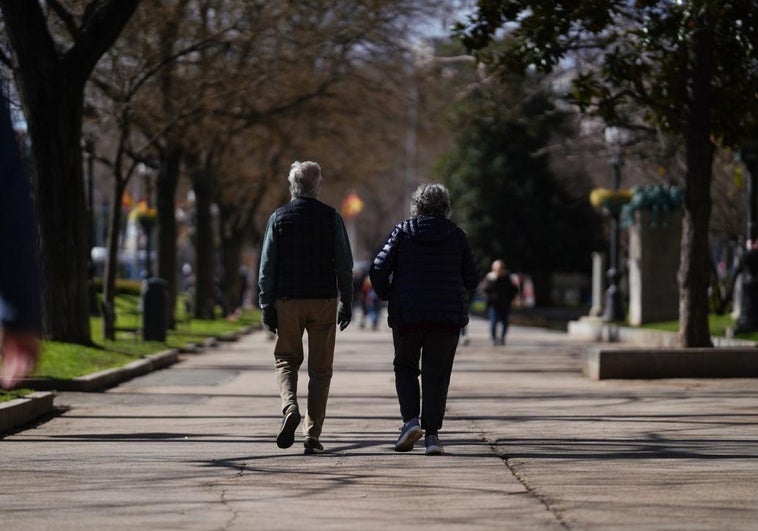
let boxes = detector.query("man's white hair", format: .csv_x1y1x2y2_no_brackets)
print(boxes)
288,161,322,199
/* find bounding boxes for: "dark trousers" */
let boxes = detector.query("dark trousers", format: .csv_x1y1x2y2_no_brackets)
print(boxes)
392,326,459,434
488,306,510,341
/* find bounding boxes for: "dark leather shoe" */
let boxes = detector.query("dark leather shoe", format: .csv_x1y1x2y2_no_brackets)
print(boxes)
276,409,301,449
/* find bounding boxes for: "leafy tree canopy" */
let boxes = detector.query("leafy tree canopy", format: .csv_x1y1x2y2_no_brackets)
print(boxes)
455,0,757,149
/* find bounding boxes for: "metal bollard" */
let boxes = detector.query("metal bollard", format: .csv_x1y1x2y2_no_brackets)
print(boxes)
142,277,168,341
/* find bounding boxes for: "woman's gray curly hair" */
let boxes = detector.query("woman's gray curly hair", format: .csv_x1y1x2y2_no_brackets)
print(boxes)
288,161,322,198
410,183,452,218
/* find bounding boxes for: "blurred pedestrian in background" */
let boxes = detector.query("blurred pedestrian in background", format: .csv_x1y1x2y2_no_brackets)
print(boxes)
361,276,381,331
370,183,479,455
482,259,520,346
0,80,42,389
258,161,353,455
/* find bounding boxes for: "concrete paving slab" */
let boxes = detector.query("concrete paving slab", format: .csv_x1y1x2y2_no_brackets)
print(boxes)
1,318,757,530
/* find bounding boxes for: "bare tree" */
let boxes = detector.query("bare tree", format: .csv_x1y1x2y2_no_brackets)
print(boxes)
0,0,140,344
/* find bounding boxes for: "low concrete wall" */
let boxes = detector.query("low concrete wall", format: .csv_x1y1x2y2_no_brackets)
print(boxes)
586,348,758,380
0,391,55,433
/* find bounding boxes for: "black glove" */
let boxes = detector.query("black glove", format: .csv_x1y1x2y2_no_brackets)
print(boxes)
337,301,352,331
262,304,277,334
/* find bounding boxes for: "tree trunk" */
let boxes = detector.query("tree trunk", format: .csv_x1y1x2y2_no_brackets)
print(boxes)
28,92,92,344
154,0,190,328
192,171,216,319
102,179,127,340
678,21,715,348
0,0,140,344
157,145,182,329
220,227,245,313
531,269,553,307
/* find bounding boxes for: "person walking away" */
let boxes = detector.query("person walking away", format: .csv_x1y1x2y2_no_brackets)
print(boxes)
258,161,353,455
370,184,479,455
353,267,369,329
361,276,381,331
482,259,519,346
0,80,42,389
234,265,248,317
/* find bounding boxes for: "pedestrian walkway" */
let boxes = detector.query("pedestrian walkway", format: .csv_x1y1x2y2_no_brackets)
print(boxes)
1,319,757,530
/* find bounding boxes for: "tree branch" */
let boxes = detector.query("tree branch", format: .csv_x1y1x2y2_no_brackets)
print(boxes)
46,0,79,41
62,0,141,89
0,1,59,84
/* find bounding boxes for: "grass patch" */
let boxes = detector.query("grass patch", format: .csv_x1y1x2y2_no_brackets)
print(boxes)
30,294,261,381
175,312,257,337
0,388,36,403
471,300,486,316
639,313,758,341
32,341,142,379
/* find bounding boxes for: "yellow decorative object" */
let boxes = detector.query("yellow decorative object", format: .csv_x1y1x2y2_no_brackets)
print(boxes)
129,200,158,232
590,188,633,215
341,191,364,219
129,200,157,222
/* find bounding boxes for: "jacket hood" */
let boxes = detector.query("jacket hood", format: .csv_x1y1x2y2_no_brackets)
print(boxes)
399,215,454,242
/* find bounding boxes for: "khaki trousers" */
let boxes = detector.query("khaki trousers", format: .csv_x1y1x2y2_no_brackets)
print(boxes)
274,298,337,439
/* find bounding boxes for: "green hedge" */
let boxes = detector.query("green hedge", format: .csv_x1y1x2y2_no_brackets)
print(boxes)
91,277,143,295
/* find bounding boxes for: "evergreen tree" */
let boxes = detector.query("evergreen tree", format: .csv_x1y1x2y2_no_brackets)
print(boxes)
441,75,601,305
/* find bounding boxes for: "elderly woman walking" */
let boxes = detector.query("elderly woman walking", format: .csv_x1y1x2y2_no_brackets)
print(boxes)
370,184,479,455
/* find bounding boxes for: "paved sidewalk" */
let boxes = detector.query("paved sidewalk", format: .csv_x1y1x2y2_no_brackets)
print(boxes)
1,318,757,530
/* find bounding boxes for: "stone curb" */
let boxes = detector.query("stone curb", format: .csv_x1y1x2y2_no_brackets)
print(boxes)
170,326,253,353
17,349,180,392
0,391,55,433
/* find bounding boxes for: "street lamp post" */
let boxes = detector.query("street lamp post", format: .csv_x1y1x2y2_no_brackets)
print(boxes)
83,134,99,316
736,139,758,333
602,126,627,323
139,163,155,279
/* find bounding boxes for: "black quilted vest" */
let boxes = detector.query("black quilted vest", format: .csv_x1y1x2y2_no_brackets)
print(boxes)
274,197,337,299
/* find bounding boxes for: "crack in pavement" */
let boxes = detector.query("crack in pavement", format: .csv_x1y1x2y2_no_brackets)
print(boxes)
472,422,571,530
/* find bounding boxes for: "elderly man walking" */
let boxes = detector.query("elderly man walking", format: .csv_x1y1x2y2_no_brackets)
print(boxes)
258,161,353,455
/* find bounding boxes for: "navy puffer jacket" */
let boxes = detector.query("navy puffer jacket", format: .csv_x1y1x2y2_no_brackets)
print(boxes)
370,215,480,328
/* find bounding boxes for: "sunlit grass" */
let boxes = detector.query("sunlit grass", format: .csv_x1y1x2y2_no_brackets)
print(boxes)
639,313,758,340
0,388,36,403
32,341,141,379
18,295,261,383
